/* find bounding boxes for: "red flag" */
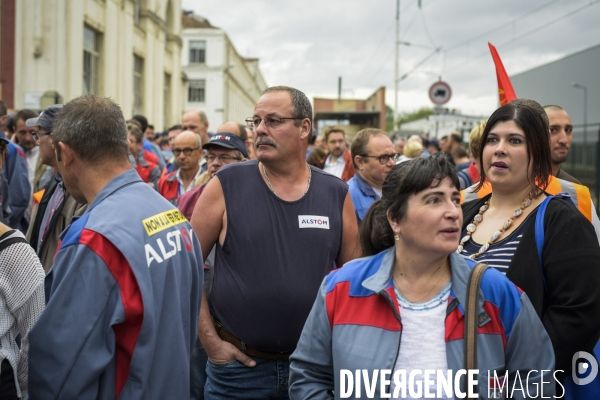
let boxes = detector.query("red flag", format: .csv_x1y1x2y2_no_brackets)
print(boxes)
488,42,517,106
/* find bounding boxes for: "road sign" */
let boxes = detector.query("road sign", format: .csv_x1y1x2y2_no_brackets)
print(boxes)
429,81,452,106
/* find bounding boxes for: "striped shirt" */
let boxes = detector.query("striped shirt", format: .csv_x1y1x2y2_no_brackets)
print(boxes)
460,212,535,274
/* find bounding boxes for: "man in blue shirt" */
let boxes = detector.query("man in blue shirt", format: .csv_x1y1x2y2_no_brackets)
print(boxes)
347,128,397,223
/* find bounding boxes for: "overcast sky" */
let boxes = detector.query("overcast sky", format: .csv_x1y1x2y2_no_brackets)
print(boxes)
181,0,600,118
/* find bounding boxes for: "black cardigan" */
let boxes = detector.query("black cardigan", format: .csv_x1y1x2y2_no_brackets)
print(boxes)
462,194,600,381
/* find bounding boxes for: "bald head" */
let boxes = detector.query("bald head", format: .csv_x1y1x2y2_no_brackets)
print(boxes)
172,131,202,172
217,121,247,141
544,105,573,170
173,130,201,148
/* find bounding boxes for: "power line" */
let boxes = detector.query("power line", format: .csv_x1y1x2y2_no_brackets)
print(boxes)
419,8,438,48
398,47,443,82
356,1,421,88
351,21,395,86
444,0,600,74
365,49,396,87
445,0,561,51
400,41,436,49
401,8,420,36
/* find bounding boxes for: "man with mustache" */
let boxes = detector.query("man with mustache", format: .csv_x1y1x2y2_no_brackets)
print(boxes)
191,86,361,399
544,105,580,184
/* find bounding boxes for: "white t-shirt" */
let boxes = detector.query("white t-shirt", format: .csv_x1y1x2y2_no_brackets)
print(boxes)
176,167,202,196
323,154,345,179
390,281,453,400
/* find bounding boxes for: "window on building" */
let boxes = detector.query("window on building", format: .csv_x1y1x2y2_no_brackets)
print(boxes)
164,73,171,127
133,55,144,115
134,1,141,24
189,40,206,64
188,80,205,103
83,26,100,94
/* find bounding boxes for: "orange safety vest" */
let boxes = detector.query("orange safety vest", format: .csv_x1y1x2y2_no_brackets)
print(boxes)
460,176,593,223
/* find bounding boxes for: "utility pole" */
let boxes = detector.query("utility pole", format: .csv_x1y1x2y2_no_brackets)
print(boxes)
393,0,400,131
572,82,588,165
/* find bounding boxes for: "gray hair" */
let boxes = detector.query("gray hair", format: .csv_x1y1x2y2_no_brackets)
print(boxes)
262,86,312,127
196,110,208,124
53,95,129,165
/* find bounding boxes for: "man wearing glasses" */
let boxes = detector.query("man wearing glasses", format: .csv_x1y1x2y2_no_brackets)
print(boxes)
158,131,203,205
191,86,361,399
178,132,248,221
192,122,250,188
26,104,87,273
348,128,398,223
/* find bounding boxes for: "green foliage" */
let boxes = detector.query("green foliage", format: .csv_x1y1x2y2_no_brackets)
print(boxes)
399,107,435,124
385,106,435,131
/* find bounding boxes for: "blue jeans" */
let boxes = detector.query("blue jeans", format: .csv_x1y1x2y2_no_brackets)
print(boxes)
204,356,289,399
190,338,208,400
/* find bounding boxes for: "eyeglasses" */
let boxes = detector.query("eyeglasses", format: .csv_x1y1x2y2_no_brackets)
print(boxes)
172,147,200,156
206,154,241,163
19,130,38,139
360,153,401,164
245,116,301,128
38,132,52,140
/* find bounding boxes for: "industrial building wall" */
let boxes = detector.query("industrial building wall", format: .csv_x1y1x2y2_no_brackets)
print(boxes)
510,45,600,126
511,44,600,206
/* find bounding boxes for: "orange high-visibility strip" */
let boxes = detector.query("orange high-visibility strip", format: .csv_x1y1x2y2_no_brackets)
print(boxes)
574,184,592,222
460,181,490,204
461,176,593,223
33,189,45,205
544,176,562,195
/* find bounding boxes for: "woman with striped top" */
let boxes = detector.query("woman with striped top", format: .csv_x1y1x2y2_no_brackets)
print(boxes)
460,100,600,389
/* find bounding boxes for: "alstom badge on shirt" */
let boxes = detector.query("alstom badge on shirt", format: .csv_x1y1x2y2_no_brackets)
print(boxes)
298,215,330,229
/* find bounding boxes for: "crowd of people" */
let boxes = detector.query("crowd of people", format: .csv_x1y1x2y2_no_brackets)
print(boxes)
0,85,597,399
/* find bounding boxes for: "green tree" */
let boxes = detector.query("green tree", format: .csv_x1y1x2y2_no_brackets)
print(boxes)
386,105,394,132
385,106,435,132
399,107,434,125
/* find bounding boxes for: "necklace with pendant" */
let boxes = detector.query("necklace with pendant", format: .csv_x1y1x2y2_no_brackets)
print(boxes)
457,192,533,259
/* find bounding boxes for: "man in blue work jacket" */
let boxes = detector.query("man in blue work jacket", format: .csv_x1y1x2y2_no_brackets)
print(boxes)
28,95,203,399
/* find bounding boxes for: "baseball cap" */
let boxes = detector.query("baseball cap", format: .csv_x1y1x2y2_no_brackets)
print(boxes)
26,104,64,132
202,132,249,158
0,131,9,145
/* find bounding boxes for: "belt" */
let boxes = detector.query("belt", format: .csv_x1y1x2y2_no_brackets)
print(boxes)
213,320,292,361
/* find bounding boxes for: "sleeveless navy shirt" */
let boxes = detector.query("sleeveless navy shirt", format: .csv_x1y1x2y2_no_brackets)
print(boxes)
210,159,348,352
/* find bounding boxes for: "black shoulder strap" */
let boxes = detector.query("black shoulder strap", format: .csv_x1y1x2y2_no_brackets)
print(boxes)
0,235,28,253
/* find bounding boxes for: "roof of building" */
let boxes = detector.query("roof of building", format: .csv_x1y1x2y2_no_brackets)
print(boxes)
182,11,217,29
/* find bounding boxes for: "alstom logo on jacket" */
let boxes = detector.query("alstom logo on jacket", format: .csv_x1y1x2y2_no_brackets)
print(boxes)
37,173,202,399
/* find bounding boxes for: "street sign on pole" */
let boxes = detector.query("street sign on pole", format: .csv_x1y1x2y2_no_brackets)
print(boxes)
428,81,452,106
